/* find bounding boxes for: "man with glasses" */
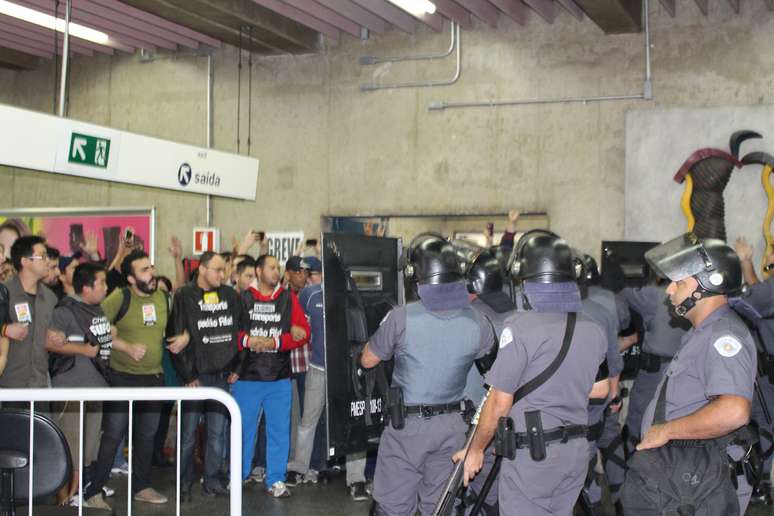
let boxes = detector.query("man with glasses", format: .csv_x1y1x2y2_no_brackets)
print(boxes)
0,235,59,390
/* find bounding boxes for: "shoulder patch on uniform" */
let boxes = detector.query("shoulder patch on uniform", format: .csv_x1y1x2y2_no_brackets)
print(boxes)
499,328,513,349
713,335,743,358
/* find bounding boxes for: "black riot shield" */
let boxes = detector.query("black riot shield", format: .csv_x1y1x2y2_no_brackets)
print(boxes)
323,232,403,459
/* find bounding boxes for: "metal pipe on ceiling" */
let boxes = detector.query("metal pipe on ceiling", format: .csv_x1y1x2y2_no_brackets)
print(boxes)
57,0,71,117
360,22,460,92
206,53,213,227
359,19,455,65
428,0,654,111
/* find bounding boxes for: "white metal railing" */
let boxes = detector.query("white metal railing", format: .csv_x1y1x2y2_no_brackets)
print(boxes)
0,387,242,516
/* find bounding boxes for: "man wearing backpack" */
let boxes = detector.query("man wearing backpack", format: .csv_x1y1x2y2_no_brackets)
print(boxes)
82,250,172,509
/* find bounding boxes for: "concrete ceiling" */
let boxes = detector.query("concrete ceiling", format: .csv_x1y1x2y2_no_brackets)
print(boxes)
0,0,768,71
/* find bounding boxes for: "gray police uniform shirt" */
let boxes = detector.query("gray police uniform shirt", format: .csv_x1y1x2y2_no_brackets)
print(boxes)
582,296,622,378
739,276,774,354
617,286,687,358
485,310,607,432
641,304,756,437
368,301,494,405
465,298,515,403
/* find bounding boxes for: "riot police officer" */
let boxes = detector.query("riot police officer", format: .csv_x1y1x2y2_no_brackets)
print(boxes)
360,233,495,516
454,240,516,514
459,232,608,516
734,236,774,504
616,278,689,447
623,233,757,514
575,252,625,512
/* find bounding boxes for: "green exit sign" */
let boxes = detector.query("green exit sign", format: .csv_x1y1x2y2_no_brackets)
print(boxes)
68,132,111,168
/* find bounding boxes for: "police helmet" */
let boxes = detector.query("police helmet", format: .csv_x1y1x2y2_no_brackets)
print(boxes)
451,240,504,295
572,251,600,285
403,232,462,285
513,230,575,283
645,233,743,296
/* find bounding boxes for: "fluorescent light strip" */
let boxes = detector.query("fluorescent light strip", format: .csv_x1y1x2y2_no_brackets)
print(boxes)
387,0,437,16
0,0,110,45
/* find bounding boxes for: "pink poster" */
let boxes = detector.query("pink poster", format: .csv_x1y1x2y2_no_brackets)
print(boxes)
0,210,153,264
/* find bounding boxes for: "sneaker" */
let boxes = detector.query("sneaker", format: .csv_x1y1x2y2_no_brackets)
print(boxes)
266,481,291,498
751,484,773,505
305,469,319,484
249,468,265,483
350,482,369,501
250,467,265,481
83,493,111,510
110,462,129,477
133,487,168,504
202,484,229,497
102,486,115,498
285,471,304,487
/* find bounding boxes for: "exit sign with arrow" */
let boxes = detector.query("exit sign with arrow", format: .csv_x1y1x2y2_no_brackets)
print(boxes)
69,132,111,168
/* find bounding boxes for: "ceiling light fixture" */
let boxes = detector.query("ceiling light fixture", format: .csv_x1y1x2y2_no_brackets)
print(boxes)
0,0,110,45
387,0,437,16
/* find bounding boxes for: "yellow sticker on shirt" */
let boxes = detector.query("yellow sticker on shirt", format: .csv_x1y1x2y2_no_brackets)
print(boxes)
14,303,31,324
203,291,220,305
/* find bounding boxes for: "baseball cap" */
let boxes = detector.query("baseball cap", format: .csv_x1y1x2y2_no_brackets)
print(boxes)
304,256,322,272
286,256,309,272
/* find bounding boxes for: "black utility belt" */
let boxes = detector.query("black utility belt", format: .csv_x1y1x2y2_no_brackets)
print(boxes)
496,410,587,462
510,424,588,448
640,351,672,373
404,401,467,419
587,419,604,442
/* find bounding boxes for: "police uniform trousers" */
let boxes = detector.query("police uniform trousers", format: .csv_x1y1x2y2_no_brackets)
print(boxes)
373,412,467,516
625,362,669,443
498,437,588,516
584,408,627,505
465,443,499,515
752,375,774,482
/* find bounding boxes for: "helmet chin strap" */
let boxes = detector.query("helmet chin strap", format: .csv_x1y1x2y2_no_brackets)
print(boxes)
672,286,720,317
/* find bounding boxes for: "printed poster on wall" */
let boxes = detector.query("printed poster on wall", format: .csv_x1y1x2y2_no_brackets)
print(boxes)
0,207,154,265
265,232,304,266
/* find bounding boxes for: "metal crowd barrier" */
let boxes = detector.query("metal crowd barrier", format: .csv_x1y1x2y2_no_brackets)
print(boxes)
0,387,242,516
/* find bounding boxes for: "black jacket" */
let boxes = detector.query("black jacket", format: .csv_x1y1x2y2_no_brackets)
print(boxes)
169,282,247,384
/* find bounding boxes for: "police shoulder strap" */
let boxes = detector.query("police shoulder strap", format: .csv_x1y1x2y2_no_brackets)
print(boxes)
513,312,577,401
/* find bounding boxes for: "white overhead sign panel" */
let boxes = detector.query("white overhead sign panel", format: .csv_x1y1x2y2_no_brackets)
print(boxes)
0,103,259,200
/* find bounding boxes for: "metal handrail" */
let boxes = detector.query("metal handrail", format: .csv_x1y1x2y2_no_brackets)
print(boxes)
0,387,242,516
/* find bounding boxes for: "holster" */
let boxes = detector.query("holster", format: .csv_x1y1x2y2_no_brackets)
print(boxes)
494,417,516,460
640,351,668,373
525,410,547,462
462,399,475,424
761,353,774,385
388,386,406,430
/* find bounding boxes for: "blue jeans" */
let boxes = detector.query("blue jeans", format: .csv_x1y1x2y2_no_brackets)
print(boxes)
232,378,291,487
180,372,229,490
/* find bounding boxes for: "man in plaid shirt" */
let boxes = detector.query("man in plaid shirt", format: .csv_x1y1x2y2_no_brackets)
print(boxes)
285,256,311,376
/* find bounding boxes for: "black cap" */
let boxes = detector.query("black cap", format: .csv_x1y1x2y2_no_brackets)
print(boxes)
285,256,309,272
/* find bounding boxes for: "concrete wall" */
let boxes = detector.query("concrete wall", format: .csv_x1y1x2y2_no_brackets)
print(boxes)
1,0,774,276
